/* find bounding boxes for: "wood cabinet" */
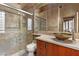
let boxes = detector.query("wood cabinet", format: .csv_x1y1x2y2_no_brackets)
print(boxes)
36,40,46,56
46,43,59,56
36,40,79,56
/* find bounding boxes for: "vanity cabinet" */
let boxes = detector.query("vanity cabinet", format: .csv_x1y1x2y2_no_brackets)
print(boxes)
46,42,59,56
36,40,46,56
36,40,79,56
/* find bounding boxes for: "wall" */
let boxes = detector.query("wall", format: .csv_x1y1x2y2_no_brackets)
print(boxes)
47,4,59,32
34,8,47,32
36,4,79,33
5,3,21,9
60,4,77,32
35,4,79,39
35,4,59,32
0,4,33,55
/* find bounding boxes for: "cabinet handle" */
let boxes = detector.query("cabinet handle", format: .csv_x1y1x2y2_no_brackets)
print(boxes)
45,43,47,48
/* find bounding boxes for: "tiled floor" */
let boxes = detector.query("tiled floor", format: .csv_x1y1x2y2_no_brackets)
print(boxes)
22,51,36,56
22,52,28,56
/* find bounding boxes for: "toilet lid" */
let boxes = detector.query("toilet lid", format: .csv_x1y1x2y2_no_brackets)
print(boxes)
27,43,36,49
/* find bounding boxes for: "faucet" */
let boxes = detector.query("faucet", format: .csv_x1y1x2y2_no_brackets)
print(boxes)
71,29,75,41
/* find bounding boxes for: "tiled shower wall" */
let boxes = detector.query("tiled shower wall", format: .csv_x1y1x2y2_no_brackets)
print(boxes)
0,4,31,55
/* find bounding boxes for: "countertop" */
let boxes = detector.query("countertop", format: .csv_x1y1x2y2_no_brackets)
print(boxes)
36,34,79,50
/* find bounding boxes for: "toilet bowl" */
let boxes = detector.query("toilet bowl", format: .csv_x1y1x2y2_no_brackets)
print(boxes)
26,42,36,56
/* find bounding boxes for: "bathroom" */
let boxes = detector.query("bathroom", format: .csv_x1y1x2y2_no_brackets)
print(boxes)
1,3,79,56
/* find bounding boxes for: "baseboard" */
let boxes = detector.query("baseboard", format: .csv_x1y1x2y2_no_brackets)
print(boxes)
11,49,26,56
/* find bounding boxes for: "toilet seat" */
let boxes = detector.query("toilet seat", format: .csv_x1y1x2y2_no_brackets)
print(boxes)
27,42,36,49
26,42,36,56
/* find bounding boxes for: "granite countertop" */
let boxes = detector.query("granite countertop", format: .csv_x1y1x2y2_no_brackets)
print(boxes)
36,34,79,50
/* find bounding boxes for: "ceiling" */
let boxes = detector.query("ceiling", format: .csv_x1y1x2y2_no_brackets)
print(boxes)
19,3,48,9
18,3,48,13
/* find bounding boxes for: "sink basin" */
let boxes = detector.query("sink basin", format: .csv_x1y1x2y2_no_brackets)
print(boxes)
52,38,74,44
53,33,71,40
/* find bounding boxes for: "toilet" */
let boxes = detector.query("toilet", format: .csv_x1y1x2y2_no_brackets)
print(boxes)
26,42,36,56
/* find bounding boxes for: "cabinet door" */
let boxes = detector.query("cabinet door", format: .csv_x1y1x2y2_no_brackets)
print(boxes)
46,43,69,56
57,45,70,56
46,43,59,56
46,42,79,56
57,45,79,56
64,47,79,56
36,40,46,56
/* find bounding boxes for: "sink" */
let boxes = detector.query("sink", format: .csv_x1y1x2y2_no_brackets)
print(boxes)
52,32,73,44
52,38,74,44
53,33,71,40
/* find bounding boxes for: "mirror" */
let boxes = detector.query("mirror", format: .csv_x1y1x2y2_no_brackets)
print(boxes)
58,4,79,33
34,16,46,32
59,11,79,33
62,16,75,33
